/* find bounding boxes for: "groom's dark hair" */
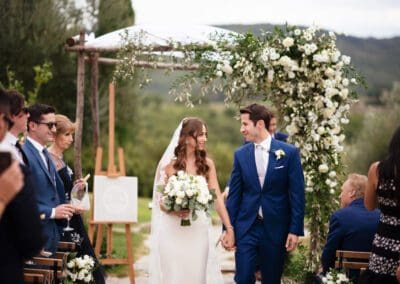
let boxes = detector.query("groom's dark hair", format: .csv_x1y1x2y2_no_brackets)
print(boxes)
240,103,271,129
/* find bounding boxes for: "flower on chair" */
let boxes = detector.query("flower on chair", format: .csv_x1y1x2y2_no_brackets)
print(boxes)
66,253,96,283
274,149,286,160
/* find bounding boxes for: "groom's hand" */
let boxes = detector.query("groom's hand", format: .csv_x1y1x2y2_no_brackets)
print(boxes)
285,233,299,252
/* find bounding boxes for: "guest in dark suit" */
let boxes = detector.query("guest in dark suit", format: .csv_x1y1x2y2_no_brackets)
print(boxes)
23,104,75,254
0,90,45,283
268,112,288,142
321,173,380,282
48,114,106,283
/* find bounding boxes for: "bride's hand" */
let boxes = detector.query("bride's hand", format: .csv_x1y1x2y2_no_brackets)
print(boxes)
221,228,236,250
171,209,190,219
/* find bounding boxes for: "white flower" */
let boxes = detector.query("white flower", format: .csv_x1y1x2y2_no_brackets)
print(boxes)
318,164,329,173
282,37,294,48
294,29,301,36
341,55,351,65
274,149,286,160
329,171,337,178
221,61,233,75
216,70,223,77
350,78,357,84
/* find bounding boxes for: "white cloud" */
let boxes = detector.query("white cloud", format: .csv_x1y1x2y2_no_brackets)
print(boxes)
131,0,400,38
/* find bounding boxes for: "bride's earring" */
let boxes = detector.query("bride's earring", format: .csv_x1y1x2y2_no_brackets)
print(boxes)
185,140,189,145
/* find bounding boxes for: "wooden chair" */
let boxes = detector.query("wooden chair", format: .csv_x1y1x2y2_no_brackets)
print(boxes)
335,250,371,271
23,269,53,284
24,241,75,283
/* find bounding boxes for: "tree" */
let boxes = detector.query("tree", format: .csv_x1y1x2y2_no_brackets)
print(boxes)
0,0,83,116
96,0,135,36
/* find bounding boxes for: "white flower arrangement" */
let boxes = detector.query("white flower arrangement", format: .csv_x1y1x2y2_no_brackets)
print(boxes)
159,171,215,226
322,269,352,284
66,254,95,283
274,149,286,160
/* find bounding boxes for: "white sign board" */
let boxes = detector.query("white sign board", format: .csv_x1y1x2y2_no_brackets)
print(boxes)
93,175,138,222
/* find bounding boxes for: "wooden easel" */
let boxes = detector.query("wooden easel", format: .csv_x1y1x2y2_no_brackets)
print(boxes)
88,83,135,283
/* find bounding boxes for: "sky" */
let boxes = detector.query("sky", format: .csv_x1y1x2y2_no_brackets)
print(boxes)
130,0,400,38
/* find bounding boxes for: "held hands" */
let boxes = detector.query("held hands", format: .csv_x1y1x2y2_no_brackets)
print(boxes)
220,228,236,251
285,233,299,252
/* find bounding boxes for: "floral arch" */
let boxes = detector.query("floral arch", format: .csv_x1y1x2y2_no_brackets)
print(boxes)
112,24,361,273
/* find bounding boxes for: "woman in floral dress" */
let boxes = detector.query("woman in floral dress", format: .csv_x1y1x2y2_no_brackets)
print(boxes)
362,126,400,284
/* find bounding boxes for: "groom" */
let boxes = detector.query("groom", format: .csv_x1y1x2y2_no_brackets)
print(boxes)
226,103,305,284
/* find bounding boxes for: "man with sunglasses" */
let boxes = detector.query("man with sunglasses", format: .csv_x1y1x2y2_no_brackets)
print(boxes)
0,89,45,283
23,103,75,254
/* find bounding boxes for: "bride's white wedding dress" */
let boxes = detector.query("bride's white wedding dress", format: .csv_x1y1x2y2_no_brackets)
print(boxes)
159,203,209,283
149,174,224,284
148,121,223,284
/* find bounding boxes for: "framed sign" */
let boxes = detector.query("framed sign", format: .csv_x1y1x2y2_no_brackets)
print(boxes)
93,175,138,222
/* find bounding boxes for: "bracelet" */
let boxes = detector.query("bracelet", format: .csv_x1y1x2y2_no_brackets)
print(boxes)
226,225,234,230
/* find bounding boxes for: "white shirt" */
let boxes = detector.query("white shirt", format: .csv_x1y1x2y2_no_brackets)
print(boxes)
3,132,24,164
27,136,48,169
254,135,271,187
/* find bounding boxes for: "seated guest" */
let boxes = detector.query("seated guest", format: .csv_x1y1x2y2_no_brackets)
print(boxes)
48,114,106,283
23,104,75,254
0,89,45,283
321,173,380,282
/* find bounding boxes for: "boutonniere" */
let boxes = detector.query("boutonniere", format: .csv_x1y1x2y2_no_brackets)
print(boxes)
274,149,286,160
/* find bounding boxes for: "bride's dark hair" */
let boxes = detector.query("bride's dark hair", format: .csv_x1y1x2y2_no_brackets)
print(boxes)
173,117,210,178
378,125,400,207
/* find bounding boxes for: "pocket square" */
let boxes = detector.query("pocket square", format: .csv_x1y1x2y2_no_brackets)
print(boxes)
274,165,284,169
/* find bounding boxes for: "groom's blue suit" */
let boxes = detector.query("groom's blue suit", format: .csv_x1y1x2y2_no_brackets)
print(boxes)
227,138,305,284
23,139,65,253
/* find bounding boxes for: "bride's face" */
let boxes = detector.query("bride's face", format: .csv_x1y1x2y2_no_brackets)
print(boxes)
187,124,207,150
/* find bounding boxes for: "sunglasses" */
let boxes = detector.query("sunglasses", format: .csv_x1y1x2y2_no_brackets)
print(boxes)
34,121,57,129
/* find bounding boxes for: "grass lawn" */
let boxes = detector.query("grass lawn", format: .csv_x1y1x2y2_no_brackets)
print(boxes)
84,197,152,277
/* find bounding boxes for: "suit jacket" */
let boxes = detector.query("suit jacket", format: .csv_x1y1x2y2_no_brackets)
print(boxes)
0,165,46,283
227,138,305,245
321,198,380,273
274,131,288,142
23,139,65,253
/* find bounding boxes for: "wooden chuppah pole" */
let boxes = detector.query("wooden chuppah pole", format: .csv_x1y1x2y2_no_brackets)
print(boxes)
90,53,100,151
74,31,86,179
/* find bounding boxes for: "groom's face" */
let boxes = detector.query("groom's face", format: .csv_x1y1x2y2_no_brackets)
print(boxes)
240,113,259,142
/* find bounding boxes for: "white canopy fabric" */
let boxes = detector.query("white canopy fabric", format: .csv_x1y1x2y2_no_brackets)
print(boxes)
84,24,238,49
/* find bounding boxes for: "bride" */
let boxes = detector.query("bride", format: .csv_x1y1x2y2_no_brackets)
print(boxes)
148,117,235,284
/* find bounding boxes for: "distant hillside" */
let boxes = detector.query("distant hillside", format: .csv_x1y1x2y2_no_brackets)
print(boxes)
140,24,400,99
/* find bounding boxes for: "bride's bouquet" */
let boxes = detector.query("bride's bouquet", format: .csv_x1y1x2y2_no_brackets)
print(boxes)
158,171,215,226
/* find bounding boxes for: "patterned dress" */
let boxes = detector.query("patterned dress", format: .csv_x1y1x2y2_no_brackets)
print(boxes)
365,179,400,283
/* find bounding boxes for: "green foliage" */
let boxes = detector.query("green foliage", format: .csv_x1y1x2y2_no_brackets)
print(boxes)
96,0,135,36
28,62,53,105
345,82,400,173
283,243,308,282
0,0,83,116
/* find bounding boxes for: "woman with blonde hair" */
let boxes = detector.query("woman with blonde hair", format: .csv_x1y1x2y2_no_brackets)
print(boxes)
48,114,106,283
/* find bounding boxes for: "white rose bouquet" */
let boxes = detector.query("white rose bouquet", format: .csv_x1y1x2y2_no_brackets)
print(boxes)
159,170,215,226
322,269,351,284
65,253,96,283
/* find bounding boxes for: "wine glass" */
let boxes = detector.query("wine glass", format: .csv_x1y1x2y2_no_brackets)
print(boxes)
63,192,74,232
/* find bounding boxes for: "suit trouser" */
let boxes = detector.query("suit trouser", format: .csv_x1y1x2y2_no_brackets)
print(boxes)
234,219,286,284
